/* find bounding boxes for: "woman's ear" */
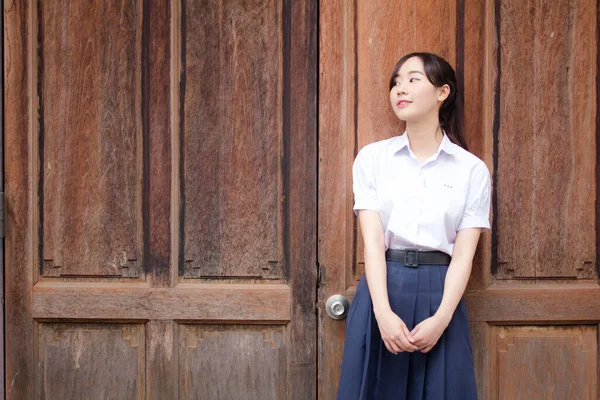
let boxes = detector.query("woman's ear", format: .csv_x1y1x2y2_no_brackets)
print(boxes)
438,84,450,102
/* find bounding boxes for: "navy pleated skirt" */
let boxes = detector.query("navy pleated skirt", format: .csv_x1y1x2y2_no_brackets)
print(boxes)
336,260,477,400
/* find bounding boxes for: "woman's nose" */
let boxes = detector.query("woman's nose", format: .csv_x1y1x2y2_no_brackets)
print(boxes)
396,82,408,95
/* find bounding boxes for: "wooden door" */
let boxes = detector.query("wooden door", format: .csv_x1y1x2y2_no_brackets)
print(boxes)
318,0,598,399
4,0,317,398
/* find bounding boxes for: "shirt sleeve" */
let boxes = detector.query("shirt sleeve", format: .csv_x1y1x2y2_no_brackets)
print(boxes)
457,161,491,231
352,147,378,216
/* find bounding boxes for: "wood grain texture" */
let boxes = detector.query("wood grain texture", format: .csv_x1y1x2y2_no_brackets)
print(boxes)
317,0,356,398
463,0,494,290
6,0,317,398
0,0,4,393
37,323,145,399
465,285,600,322
5,0,34,396
182,0,282,279
148,0,173,287
462,1,495,394
41,0,144,278
287,0,318,397
33,283,291,321
491,325,597,400
146,320,176,400
468,321,488,398
496,0,597,280
178,325,286,399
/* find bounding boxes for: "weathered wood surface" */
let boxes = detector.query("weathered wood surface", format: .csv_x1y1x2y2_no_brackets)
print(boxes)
488,325,597,400
182,0,282,280
319,0,599,399
496,0,596,280
37,323,146,399
5,0,317,398
5,0,34,396
32,283,291,321
41,0,144,278
178,325,287,399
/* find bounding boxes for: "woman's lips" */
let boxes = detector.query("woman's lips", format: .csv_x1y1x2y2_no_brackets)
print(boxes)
397,100,411,108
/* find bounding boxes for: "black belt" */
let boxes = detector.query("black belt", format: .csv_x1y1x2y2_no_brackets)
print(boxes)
385,248,451,267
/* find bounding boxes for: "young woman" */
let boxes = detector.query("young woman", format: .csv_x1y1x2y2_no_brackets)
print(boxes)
336,53,491,399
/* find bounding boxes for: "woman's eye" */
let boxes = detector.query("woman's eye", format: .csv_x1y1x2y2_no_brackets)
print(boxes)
410,78,419,83
394,81,401,86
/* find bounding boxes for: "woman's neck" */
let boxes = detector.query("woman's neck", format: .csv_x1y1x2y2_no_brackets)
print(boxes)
405,118,443,158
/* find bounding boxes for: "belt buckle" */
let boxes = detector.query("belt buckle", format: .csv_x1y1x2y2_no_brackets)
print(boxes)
404,248,419,268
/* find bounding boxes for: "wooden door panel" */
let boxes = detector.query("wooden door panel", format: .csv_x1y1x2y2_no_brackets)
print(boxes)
178,325,286,399
496,0,596,280
489,325,597,399
5,0,317,398
319,0,599,399
36,323,146,399
182,0,283,279
40,0,144,279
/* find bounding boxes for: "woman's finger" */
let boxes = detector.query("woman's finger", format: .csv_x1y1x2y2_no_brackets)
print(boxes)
401,323,415,344
383,340,393,354
385,338,402,354
397,332,418,352
421,344,433,353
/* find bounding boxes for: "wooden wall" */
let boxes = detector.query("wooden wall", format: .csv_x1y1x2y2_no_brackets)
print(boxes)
318,0,599,398
4,0,317,398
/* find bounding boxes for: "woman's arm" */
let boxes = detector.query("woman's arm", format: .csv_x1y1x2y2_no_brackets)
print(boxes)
358,210,418,353
410,227,482,352
435,227,482,324
357,210,390,315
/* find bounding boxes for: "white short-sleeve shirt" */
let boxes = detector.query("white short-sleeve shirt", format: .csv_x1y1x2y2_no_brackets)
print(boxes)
353,131,491,256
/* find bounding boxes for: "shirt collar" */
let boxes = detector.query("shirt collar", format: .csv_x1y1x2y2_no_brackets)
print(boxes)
390,130,460,156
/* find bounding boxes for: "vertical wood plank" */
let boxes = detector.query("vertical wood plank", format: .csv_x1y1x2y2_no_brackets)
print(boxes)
318,0,357,398
5,0,33,397
0,0,6,395
463,0,494,290
468,321,488,399
148,0,173,288
146,320,176,400
288,0,318,397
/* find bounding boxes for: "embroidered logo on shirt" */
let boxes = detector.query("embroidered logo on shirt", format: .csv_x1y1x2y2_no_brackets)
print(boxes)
443,183,453,189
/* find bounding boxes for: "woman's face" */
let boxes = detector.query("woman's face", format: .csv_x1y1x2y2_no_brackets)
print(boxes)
389,56,448,122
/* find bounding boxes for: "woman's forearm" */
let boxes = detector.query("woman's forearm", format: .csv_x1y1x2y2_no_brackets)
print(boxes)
364,242,392,317
435,228,482,325
434,255,472,326
358,210,392,317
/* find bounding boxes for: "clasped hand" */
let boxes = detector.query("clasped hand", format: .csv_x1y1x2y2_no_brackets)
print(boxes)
375,310,447,354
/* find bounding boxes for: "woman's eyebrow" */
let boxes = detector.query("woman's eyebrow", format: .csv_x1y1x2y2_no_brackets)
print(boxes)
395,71,425,79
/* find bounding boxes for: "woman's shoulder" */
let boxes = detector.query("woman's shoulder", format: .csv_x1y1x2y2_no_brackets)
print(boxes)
451,145,490,174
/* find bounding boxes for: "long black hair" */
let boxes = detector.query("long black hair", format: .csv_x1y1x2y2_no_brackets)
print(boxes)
389,52,468,151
